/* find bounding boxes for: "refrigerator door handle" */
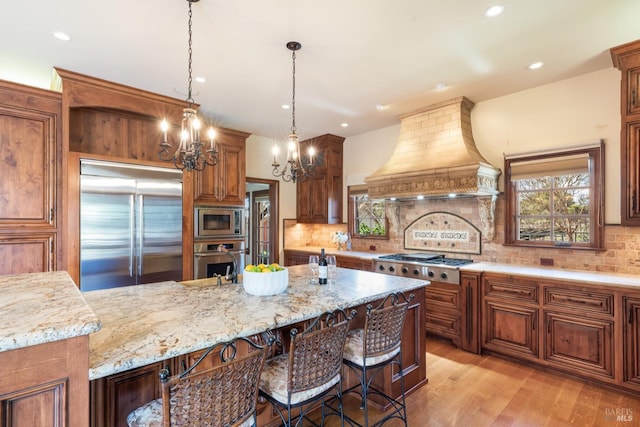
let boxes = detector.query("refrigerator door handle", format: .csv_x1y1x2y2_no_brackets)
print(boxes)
138,194,144,277
129,194,135,278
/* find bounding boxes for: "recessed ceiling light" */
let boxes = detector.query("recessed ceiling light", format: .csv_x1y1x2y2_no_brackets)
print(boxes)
528,61,544,70
375,104,388,111
194,76,206,83
282,104,290,109
53,31,71,41
341,123,349,128
484,5,504,18
435,82,448,90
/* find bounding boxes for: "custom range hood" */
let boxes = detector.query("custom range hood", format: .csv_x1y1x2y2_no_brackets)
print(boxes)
365,96,500,199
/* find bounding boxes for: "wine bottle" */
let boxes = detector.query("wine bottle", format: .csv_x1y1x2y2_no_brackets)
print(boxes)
318,248,328,285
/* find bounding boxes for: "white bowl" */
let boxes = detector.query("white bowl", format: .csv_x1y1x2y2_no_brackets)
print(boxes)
242,268,288,296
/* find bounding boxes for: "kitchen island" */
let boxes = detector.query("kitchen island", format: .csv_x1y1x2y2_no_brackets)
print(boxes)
83,265,428,427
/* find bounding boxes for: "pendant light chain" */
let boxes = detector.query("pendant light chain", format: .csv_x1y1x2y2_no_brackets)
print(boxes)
186,0,194,106
158,0,218,172
290,47,297,135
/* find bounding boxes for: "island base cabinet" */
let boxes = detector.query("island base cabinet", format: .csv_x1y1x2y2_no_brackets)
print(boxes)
624,297,640,391
0,336,90,427
544,312,614,380
90,361,166,427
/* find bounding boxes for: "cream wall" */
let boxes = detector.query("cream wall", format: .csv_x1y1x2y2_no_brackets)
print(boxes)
342,67,622,224
245,134,297,262
246,67,624,263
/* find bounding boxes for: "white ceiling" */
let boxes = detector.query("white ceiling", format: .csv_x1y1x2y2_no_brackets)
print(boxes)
1,0,639,141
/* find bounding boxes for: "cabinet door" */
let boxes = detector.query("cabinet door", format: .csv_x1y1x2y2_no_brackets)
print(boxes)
296,174,329,223
544,311,614,380
483,300,538,359
0,234,55,274
194,133,247,206
0,98,56,229
0,82,60,275
622,121,640,223
91,362,164,427
623,297,640,389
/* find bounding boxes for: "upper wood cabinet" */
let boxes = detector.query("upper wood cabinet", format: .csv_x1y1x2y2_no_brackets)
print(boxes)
194,128,250,206
0,80,61,274
296,134,344,224
611,40,640,225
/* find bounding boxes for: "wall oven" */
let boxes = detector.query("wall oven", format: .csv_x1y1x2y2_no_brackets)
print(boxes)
195,206,244,238
193,239,245,280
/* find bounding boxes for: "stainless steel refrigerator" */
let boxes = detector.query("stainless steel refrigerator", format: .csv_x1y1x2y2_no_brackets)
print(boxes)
79,159,183,291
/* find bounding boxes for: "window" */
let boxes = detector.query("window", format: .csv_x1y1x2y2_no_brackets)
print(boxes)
348,185,389,239
504,142,604,249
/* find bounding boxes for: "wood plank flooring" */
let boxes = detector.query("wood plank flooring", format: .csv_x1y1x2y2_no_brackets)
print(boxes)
312,336,640,427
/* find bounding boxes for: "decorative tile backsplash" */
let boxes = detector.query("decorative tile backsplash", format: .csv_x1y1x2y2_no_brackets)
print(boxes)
284,196,640,275
404,212,481,254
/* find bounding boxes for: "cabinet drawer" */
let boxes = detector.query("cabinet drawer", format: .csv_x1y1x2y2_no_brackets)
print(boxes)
426,284,460,311
483,276,538,303
544,287,614,316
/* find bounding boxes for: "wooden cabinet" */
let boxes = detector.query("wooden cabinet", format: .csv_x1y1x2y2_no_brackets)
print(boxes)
481,272,619,385
283,249,310,266
482,274,540,360
194,128,250,206
283,249,372,272
335,254,372,271
611,40,640,225
425,272,480,354
90,361,168,427
623,296,640,391
296,134,344,224
0,80,61,275
0,336,90,427
543,286,615,381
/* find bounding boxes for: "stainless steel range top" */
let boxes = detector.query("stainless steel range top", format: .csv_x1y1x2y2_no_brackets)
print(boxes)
373,253,473,285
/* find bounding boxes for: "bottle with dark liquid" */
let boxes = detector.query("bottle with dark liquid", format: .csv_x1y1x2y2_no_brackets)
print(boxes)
318,248,328,285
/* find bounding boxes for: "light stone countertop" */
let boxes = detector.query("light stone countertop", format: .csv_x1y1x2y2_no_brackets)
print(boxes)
83,265,428,380
0,271,102,352
461,262,640,289
285,247,391,260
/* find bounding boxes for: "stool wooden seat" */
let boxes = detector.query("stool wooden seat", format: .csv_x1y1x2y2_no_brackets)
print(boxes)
127,336,271,427
342,292,414,427
259,309,355,426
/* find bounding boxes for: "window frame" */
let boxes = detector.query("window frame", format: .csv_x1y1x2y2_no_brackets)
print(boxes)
347,185,389,240
504,142,604,250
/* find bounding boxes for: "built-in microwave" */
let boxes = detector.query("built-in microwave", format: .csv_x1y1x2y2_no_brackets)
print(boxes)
195,206,245,238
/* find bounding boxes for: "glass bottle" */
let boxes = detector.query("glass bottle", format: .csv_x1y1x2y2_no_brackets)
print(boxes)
318,248,328,285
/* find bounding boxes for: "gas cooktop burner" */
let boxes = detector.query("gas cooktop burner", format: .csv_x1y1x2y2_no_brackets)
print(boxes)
377,253,473,266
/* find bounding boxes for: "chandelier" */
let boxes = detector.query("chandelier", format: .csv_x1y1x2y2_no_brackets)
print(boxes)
272,41,315,183
159,0,218,172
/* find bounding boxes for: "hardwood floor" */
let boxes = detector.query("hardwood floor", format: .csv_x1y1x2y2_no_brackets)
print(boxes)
313,336,640,427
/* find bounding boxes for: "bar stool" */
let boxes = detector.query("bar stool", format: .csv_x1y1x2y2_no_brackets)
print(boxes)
259,309,356,426
126,336,272,427
342,292,414,427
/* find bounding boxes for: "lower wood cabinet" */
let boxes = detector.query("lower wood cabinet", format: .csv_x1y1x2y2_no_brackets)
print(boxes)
623,296,640,391
0,336,90,427
90,361,167,427
283,249,373,272
480,272,635,393
544,311,614,380
483,300,539,359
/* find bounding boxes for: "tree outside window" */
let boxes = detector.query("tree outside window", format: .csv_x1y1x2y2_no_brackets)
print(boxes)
505,142,604,250
348,185,388,239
